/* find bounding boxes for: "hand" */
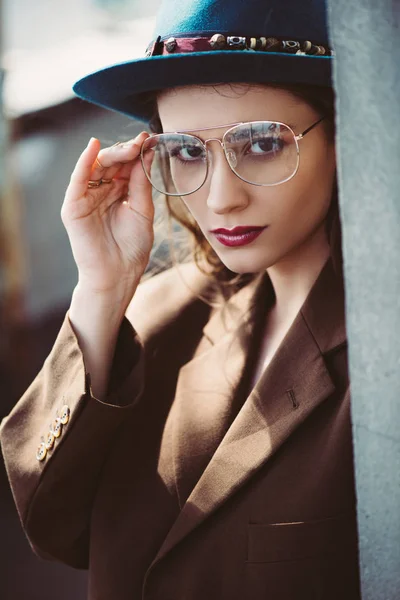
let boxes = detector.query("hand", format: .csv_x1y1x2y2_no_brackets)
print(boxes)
61,133,155,299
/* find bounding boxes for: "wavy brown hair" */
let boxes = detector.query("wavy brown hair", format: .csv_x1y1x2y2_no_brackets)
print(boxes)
140,82,342,298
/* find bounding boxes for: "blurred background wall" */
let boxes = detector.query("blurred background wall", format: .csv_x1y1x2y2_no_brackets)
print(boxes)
0,1,162,598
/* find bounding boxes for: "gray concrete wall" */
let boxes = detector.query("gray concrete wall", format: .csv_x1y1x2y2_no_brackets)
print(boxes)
327,1,400,597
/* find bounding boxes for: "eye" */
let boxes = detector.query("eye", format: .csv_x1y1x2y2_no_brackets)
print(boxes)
171,144,205,162
246,136,285,156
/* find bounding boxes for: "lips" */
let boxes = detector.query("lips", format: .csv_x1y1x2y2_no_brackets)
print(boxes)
210,226,266,235
210,225,268,247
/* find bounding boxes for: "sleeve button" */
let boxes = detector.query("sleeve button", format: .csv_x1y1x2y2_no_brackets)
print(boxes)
59,404,70,425
50,418,63,438
45,431,55,450
36,442,47,461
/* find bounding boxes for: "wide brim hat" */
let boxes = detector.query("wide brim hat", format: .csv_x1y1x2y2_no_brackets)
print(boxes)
72,0,334,124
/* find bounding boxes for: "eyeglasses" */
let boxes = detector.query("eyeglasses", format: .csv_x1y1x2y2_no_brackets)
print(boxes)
140,116,327,196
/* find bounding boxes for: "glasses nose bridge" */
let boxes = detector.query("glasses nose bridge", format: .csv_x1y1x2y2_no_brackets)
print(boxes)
203,137,231,168
204,137,225,150
203,136,241,174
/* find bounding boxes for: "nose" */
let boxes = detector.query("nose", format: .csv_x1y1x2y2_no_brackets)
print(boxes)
204,139,250,214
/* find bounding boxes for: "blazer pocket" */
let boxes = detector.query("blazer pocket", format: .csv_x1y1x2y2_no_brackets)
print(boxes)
245,511,361,600
247,510,359,563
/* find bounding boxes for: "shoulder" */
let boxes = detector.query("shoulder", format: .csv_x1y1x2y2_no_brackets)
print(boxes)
125,261,218,340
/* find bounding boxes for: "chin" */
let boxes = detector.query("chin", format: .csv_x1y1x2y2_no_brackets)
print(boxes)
214,248,273,275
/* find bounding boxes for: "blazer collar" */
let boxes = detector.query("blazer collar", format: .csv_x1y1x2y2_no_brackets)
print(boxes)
201,254,346,351
148,255,347,569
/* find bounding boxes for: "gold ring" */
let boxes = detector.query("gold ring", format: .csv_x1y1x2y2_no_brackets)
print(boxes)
95,157,105,169
87,179,103,188
101,178,113,184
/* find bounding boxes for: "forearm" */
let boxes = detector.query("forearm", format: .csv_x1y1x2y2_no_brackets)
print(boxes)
68,283,139,400
0,286,145,565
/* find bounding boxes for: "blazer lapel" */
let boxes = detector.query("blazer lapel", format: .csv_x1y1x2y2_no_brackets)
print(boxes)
169,272,267,508
151,256,347,565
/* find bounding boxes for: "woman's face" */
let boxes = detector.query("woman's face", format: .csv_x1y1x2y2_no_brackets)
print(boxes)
157,84,336,274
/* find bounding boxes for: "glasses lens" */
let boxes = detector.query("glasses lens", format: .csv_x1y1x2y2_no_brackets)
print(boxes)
223,122,298,185
141,134,207,196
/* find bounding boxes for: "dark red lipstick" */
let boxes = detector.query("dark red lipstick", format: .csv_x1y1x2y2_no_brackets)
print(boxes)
210,225,268,247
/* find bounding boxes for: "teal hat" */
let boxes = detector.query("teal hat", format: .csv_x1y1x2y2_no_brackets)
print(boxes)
72,0,334,123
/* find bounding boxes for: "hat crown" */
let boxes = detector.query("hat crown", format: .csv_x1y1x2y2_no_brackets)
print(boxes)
153,0,329,45
73,0,333,122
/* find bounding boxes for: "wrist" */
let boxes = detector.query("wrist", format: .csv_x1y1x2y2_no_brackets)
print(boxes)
71,282,137,325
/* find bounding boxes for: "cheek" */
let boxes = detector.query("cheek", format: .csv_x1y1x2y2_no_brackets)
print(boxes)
271,152,335,224
181,194,207,225
259,196,324,256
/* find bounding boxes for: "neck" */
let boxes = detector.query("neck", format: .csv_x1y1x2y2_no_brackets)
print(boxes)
265,225,331,324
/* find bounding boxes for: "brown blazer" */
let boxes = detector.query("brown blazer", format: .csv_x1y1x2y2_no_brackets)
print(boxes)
0,255,361,600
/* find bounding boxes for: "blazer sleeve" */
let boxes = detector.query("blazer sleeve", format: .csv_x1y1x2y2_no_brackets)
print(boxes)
0,308,145,568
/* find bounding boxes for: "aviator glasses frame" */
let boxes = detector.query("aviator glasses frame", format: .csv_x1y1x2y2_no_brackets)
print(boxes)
140,115,327,196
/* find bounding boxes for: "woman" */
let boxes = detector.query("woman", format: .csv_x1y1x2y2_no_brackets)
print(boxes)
0,0,361,598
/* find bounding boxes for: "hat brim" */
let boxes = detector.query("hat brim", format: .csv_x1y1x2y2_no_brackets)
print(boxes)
73,50,333,123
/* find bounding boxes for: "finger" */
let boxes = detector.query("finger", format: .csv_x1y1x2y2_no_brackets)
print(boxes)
110,132,155,183
63,177,129,222
124,150,155,222
96,131,150,170
67,137,102,199
114,141,156,182
87,131,150,187
111,161,135,182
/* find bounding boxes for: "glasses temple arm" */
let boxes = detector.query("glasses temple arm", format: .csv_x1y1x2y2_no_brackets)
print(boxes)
297,115,327,139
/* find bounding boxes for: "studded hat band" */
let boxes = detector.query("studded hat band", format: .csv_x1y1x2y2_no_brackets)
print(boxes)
145,34,335,58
